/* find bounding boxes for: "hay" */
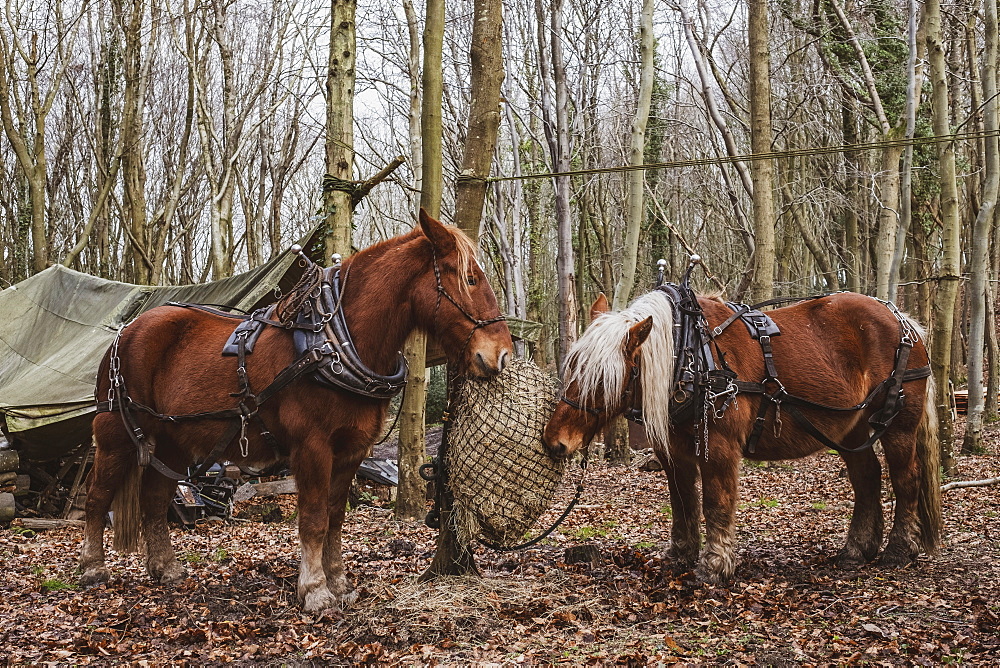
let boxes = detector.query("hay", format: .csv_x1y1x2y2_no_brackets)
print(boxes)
445,358,564,547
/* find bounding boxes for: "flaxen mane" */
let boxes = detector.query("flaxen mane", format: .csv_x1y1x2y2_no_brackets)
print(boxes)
564,291,676,447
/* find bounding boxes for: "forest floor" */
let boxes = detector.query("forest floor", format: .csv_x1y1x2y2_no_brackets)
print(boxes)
2,424,999,666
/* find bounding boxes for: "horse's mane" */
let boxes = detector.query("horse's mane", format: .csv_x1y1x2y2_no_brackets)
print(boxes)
275,222,479,323
440,224,479,296
564,291,676,447
355,221,479,295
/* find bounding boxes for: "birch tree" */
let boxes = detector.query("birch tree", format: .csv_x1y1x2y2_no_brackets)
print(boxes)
925,0,962,473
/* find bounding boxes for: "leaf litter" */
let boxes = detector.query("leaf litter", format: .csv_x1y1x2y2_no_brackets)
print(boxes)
2,423,998,665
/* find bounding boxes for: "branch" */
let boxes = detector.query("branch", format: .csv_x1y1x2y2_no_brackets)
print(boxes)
351,156,407,208
942,477,1000,491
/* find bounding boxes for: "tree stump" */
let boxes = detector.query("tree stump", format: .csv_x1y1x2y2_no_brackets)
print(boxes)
565,543,603,568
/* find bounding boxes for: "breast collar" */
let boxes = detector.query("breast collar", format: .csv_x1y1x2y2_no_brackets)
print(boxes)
290,267,408,399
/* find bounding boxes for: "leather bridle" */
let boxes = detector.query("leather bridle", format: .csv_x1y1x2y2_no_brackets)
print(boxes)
560,361,645,424
429,248,507,361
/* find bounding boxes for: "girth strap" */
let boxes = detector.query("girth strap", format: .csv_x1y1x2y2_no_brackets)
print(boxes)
738,357,931,455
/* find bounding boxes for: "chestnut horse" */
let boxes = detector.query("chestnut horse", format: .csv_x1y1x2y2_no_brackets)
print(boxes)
544,289,941,583
79,211,512,612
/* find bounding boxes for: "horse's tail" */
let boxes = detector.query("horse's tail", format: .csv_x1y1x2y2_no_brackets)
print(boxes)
915,370,942,554
110,444,143,553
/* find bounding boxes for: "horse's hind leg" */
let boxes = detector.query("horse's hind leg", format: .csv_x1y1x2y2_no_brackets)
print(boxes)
80,420,133,585
879,429,921,567
664,451,701,572
322,446,367,605
140,463,186,584
836,449,884,567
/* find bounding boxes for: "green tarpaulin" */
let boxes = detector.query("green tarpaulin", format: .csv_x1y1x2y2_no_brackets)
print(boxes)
0,249,305,461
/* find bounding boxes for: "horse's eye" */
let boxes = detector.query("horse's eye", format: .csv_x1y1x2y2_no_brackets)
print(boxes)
467,276,477,286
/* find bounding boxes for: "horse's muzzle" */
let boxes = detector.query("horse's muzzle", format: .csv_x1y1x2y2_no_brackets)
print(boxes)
471,347,510,379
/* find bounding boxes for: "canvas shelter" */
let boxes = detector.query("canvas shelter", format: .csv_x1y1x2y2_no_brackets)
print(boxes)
0,248,308,461
0,244,541,462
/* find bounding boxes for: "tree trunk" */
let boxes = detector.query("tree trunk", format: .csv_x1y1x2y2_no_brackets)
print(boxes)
926,0,962,474
613,0,654,311
747,0,776,303
889,0,926,300
549,0,577,372
452,0,503,238
395,0,430,524
396,333,428,520
323,0,357,263
118,0,151,284
962,0,998,454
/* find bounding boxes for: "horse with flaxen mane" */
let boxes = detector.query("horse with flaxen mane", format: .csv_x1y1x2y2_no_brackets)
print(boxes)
79,211,513,613
544,279,941,584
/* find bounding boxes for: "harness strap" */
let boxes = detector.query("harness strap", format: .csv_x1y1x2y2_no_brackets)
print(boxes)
171,301,318,332
96,339,329,481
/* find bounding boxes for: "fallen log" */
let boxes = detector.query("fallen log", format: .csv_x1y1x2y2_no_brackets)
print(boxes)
0,492,14,524
251,477,297,497
942,476,1000,491
14,518,86,530
0,449,19,472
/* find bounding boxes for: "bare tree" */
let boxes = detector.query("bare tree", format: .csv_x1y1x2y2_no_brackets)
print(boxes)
962,0,999,453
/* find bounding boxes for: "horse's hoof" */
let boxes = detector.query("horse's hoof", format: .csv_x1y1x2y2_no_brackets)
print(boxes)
80,567,110,587
695,564,731,585
877,547,916,569
302,588,341,614
834,549,868,569
149,562,186,584
336,587,359,607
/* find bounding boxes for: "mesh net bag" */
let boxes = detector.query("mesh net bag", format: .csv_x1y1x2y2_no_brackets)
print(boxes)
445,357,565,547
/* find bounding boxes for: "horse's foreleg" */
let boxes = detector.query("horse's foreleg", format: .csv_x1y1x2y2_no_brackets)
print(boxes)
836,448,884,567
293,442,337,613
696,451,740,584
879,430,921,568
141,466,185,584
664,452,701,572
80,428,131,586
322,447,366,606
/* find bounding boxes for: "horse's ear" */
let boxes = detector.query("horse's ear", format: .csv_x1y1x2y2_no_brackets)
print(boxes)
590,293,610,321
418,208,457,254
624,316,653,358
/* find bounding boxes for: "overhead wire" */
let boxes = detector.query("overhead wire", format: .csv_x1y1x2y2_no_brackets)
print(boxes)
488,128,1000,183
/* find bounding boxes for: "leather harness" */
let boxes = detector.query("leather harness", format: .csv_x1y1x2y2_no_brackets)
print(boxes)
563,268,931,456
98,247,504,483
95,260,412,483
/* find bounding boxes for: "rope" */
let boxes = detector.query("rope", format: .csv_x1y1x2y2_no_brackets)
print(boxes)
488,128,1000,183
322,174,359,195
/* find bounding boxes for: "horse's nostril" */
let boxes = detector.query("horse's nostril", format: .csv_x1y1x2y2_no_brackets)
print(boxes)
497,349,509,373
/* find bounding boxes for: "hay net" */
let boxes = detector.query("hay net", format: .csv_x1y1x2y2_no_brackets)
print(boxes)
445,357,565,548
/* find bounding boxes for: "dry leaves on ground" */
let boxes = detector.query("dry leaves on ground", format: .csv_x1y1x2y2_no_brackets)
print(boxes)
2,427,998,665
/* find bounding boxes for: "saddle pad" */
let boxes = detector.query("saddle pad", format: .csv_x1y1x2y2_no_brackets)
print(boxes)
221,308,270,356
726,302,781,339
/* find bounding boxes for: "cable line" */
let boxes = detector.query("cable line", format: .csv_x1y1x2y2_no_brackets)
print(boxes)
488,128,1000,183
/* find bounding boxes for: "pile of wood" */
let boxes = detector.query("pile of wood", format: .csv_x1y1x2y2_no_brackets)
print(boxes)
0,448,24,524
